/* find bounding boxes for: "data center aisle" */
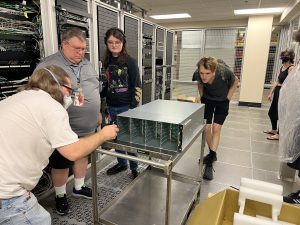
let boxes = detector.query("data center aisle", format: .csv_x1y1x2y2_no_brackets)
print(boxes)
184,102,300,202
39,102,300,224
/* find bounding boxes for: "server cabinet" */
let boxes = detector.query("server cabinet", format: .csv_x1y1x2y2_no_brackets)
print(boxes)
124,15,139,63
155,27,165,100
97,5,118,70
141,22,154,104
165,31,173,100
0,0,41,100
55,0,90,59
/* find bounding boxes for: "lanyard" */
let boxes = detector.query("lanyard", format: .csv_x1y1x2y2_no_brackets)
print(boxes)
70,66,82,84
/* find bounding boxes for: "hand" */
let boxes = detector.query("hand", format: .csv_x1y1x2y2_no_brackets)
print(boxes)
135,87,142,103
100,124,119,141
267,94,272,102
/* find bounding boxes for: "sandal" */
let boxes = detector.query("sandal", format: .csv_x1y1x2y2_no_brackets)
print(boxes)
263,130,277,135
267,134,279,140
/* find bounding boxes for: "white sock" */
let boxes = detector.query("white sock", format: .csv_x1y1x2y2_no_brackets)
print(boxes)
74,177,85,191
54,184,66,197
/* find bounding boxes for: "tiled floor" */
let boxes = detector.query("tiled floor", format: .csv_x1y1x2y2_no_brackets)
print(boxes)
190,102,300,202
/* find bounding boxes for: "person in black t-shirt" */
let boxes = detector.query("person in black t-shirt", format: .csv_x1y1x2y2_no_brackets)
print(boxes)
101,27,141,179
195,57,238,180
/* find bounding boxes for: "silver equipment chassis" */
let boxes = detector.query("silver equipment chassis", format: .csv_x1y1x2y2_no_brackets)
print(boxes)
91,124,205,225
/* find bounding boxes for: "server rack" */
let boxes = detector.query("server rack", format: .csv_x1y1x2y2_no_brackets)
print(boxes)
141,21,154,104
124,14,139,63
55,0,91,59
0,0,41,100
165,31,174,100
96,3,118,71
155,27,165,100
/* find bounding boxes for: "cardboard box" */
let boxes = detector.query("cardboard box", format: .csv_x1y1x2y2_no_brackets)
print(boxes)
187,189,300,225
177,95,200,103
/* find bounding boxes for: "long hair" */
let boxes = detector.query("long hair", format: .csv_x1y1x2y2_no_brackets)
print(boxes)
19,65,70,105
103,28,130,68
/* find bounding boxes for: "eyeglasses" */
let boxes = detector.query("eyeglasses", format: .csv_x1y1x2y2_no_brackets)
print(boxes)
107,40,122,46
66,41,86,53
62,84,73,94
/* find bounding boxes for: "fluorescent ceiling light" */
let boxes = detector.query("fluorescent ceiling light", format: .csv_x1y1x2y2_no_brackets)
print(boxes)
150,13,191,20
234,7,284,15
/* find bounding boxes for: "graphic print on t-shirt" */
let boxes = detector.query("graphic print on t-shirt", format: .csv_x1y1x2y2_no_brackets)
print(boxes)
106,64,129,93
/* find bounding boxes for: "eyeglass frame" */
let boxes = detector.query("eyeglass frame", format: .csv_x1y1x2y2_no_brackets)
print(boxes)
106,40,122,46
62,84,73,94
65,41,86,53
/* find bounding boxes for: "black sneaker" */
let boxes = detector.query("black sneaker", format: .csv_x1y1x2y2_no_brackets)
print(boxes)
132,170,139,179
72,186,92,199
283,191,300,204
203,153,217,164
106,163,128,175
55,194,69,215
203,163,214,181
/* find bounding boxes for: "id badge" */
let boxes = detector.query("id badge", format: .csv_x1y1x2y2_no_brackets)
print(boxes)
73,87,84,107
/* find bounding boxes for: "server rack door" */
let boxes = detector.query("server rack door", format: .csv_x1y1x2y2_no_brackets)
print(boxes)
97,5,118,68
124,15,139,63
141,22,154,104
155,27,165,100
165,31,174,100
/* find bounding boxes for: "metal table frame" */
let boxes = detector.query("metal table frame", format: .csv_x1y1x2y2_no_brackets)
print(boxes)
91,124,205,225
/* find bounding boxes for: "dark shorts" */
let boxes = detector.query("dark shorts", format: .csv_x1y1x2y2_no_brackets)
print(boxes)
49,149,74,169
201,97,229,125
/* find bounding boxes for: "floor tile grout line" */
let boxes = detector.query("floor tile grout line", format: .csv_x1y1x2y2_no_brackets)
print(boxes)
251,139,279,145
218,146,252,153
249,110,254,179
216,158,253,169
252,151,281,158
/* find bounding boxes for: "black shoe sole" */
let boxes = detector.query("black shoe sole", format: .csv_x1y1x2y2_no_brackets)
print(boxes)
106,165,128,175
203,175,213,181
56,209,70,216
71,193,93,199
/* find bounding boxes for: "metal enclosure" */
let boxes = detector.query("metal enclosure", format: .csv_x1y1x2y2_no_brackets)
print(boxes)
55,0,90,59
155,27,165,100
97,4,118,66
141,22,154,104
124,15,139,62
117,100,204,153
165,31,174,100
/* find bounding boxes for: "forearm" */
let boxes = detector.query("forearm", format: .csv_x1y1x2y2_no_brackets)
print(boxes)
227,78,238,100
269,81,279,95
197,82,203,97
58,132,106,161
57,125,118,161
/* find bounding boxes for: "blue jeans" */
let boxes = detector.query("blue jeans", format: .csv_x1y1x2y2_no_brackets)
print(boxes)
0,192,51,225
108,105,138,171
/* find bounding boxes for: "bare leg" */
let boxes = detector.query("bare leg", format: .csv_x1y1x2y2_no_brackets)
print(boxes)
210,123,222,152
51,168,69,187
73,157,88,179
205,124,213,149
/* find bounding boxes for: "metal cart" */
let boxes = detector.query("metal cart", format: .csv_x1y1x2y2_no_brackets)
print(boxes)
91,100,205,225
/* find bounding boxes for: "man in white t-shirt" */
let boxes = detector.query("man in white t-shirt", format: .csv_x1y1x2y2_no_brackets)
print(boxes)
0,65,118,225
